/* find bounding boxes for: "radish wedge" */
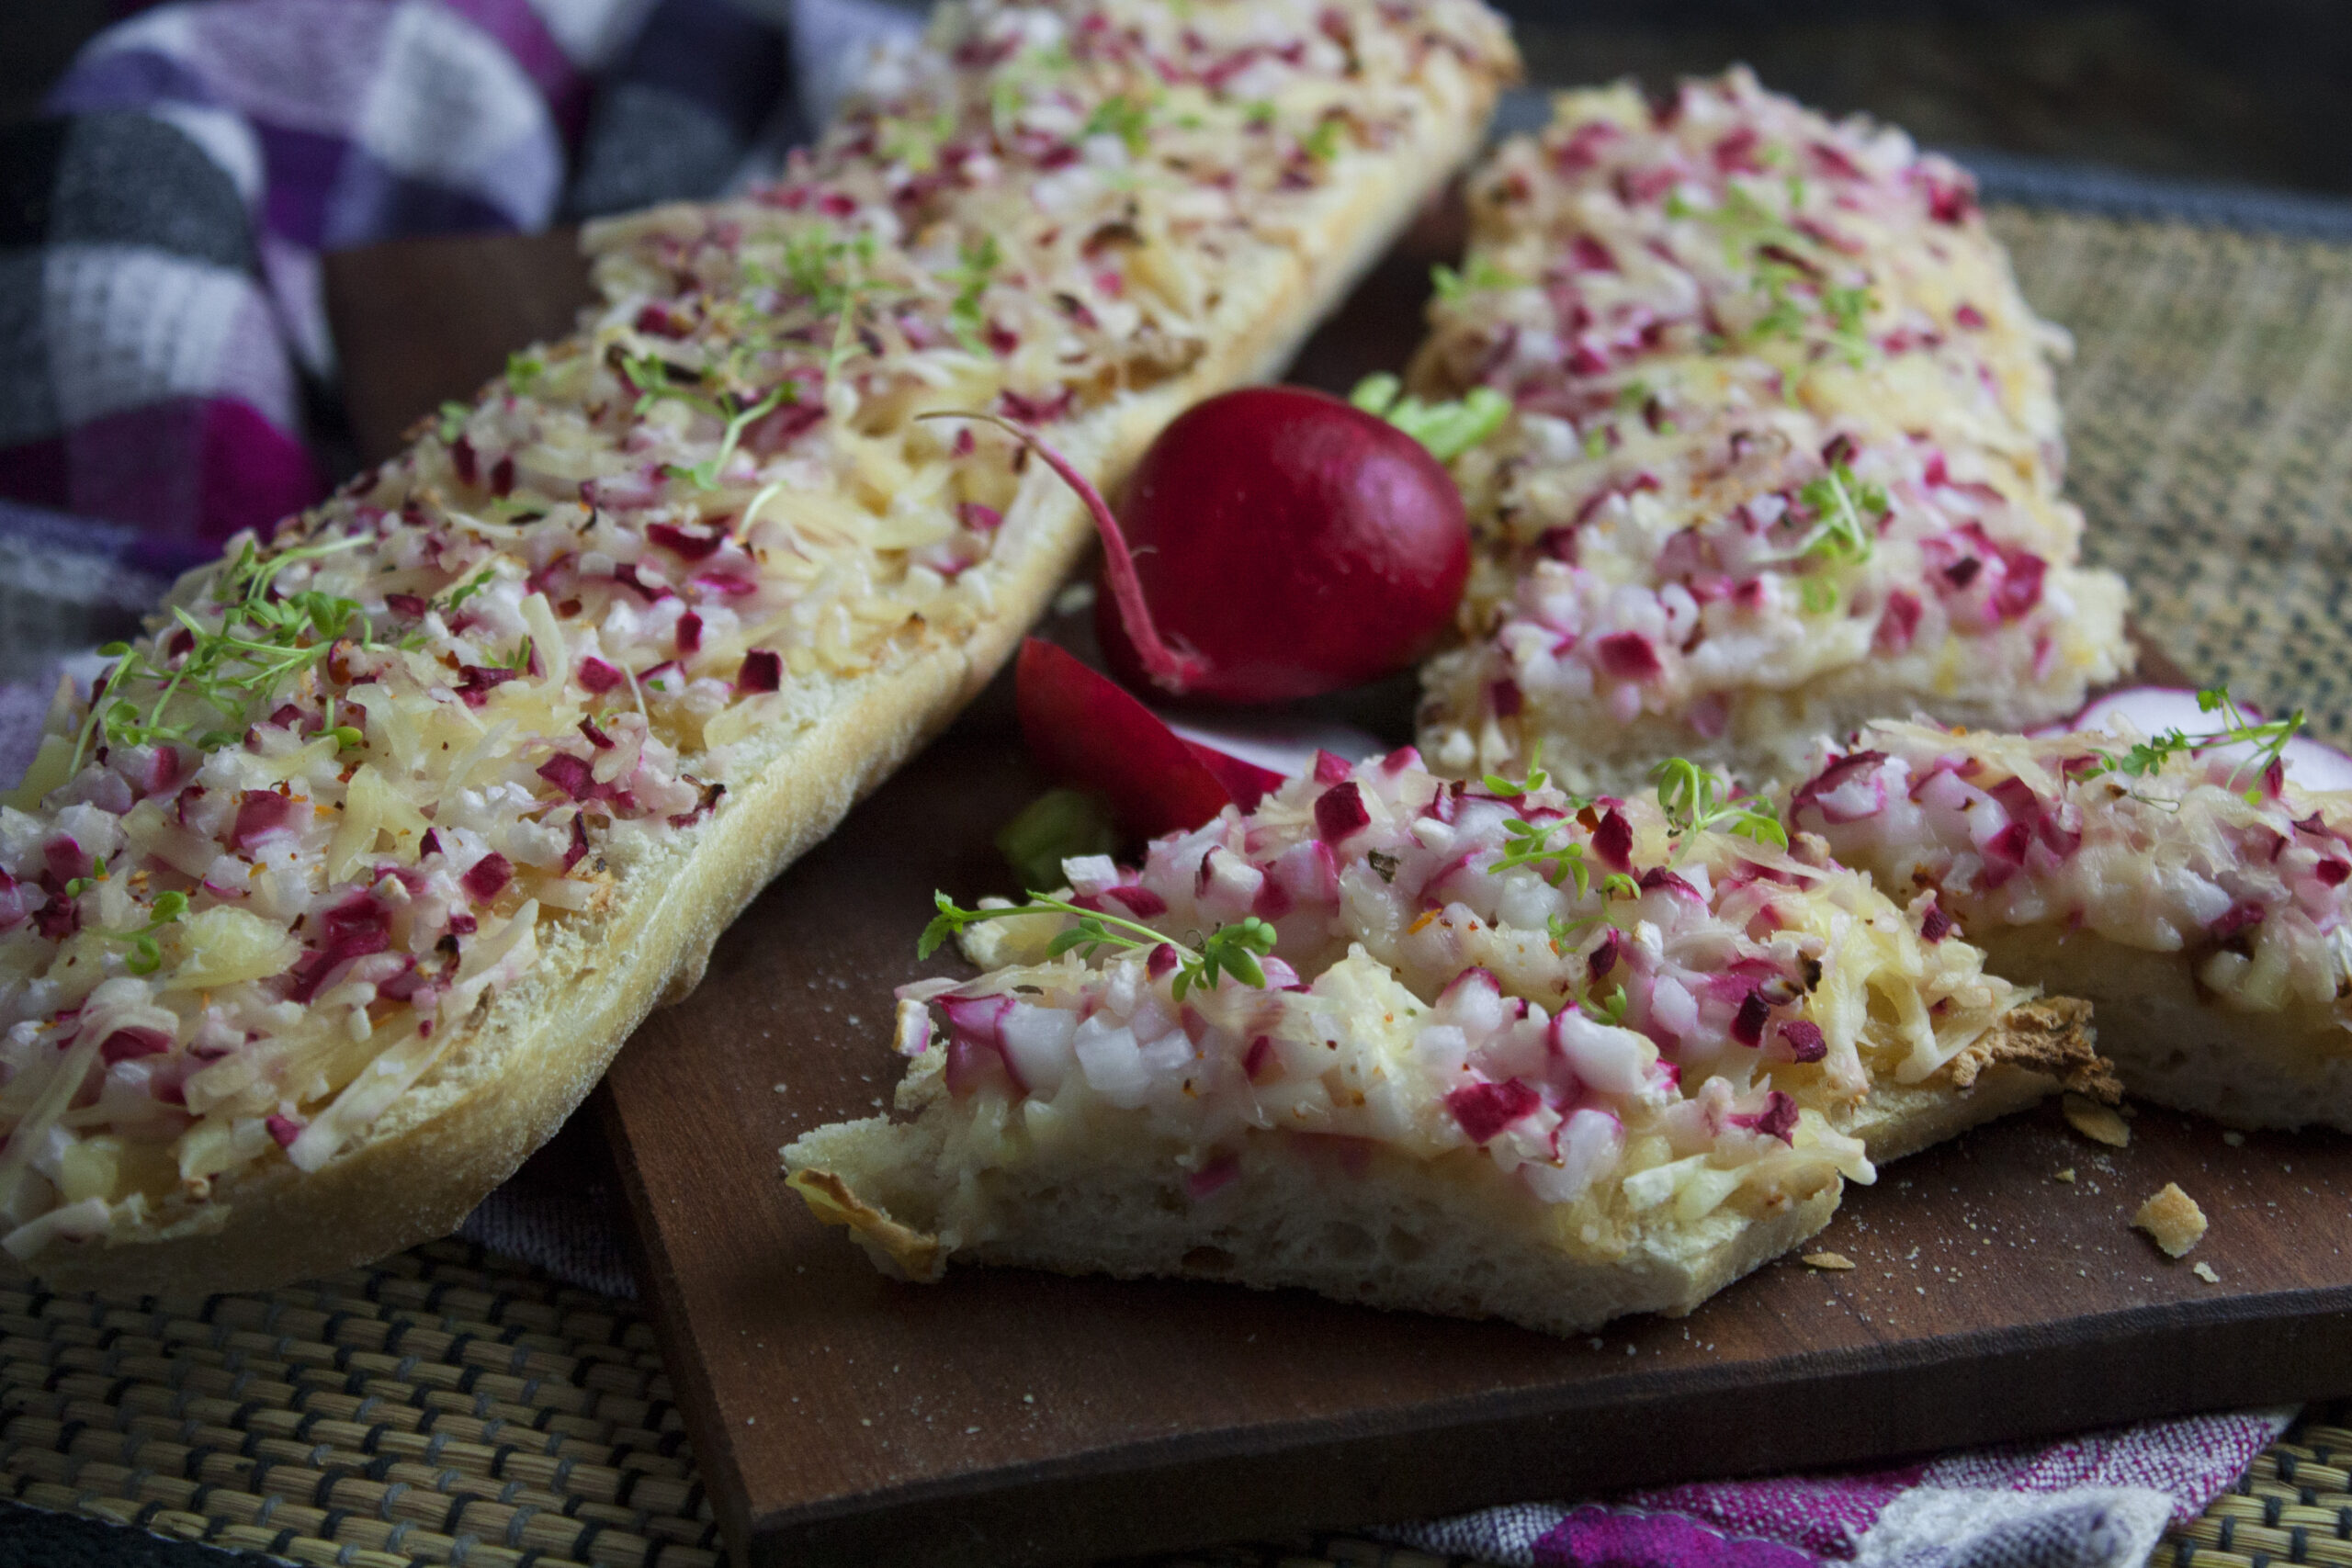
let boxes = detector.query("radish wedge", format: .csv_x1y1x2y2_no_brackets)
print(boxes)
1016,639,1283,840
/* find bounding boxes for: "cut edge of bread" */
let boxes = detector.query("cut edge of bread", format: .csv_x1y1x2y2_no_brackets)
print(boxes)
788,1112,1843,1337
1971,926,2352,1132
17,47,1513,1298
782,994,2104,1337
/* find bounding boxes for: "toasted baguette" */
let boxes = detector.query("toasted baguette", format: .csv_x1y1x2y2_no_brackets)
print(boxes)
786,751,2106,1336
1792,718,2352,1130
1408,71,2131,793
0,0,1518,1294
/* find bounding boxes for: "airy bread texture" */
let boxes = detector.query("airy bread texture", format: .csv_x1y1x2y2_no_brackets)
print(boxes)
6,0,1516,1294
786,996,2096,1337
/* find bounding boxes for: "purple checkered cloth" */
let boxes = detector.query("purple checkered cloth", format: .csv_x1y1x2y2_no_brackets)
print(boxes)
0,7,2301,1562
0,0,796,551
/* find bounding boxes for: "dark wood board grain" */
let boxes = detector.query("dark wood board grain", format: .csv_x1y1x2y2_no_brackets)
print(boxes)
322,207,2352,1568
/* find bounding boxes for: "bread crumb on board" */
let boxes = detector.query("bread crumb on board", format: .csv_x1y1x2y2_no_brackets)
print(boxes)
1802,1252,1857,1270
2054,1168,2076,1183
2064,1094,2131,1147
2134,1182,2208,1258
2193,1262,2222,1284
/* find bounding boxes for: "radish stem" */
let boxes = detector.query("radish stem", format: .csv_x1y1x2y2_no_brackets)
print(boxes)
919,410,1207,692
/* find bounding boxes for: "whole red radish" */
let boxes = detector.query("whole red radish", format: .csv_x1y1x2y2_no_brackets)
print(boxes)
1095,386,1469,703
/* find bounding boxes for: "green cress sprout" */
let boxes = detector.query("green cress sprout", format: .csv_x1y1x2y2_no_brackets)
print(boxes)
1792,461,1886,566
74,535,372,772
1479,739,1549,798
1651,758,1788,856
946,234,1001,354
617,352,791,491
1350,373,1511,463
921,892,1276,1002
107,891,189,976
1492,819,1593,895
2084,687,2305,805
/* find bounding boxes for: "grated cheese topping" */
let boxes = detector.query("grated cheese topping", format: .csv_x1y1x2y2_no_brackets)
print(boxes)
1792,718,2352,1019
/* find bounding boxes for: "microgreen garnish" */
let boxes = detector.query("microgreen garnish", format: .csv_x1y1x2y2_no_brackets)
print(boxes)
2084,687,2304,804
1600,871,1641,899
73,536,371,771
63,855,107,898
947,234,1001,353
497,637,534,673
1301,114,1346,163
107,891,188,976
1083,94,1154,155
1650,758,1788,855
1492,818,1591,895
620,352,792,491
879,107,957,172
1480,739,1549,798
435,401,469,443
1349,373,1510,462
444,569,496,612
505,351,545,393
1243,99,1277,128
1792,460,1887,565
920,893,1276,1002
1430,257,1523,304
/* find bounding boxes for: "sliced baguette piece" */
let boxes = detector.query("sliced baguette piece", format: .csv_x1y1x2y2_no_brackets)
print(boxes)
785,749,2107,1337
0,0,1518,1295
1791,717,2352,1130
1407,70,2132,795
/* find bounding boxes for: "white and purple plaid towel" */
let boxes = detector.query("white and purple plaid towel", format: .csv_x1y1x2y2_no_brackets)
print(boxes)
0,5,2301,1563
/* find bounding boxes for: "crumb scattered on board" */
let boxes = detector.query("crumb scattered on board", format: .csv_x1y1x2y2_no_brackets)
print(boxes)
2064,1094,2131,1147
2134,1182,2208,1258
2193,1262,2221,1284
2054,1168,2076,1183
1802,1252,1856,1270
2222,1130,2245,1146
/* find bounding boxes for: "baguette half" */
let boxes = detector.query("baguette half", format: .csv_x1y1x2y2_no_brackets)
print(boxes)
0,0,1518,1294
1408,71,2132,794
786,749,2107,1336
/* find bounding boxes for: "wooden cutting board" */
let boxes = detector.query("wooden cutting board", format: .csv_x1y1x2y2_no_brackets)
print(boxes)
327,212,2352,1568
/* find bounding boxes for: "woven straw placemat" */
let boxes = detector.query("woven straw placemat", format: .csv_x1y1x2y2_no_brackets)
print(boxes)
6,206,2352,1567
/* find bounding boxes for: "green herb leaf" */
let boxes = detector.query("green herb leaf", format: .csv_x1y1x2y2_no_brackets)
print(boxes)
1649,758,1788,856
920,891,1276,1001
1084,94,1155,154
1482,740,1549,798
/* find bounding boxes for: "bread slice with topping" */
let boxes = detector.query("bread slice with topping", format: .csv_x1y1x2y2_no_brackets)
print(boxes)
785,748,2106,1336
0,0,1518,1293
1790,715,2352,1130
1409,71,2132,795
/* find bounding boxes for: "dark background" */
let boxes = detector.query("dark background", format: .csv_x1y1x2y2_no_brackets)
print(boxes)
12,0,2352,196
